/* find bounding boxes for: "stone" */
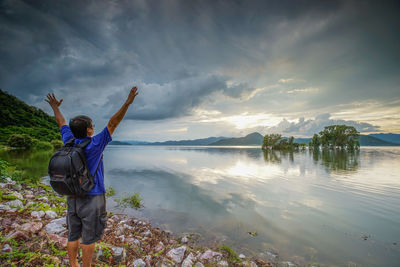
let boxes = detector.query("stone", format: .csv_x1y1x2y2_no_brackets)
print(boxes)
7,199,23,208
195,263,205,267
0,204,11,211
182,252,195,267
0,182,7,188
111,246,124,262
239,253,246,259
45,210,58,219
45,217,67,234
200,250,222,261
119,235,125,242
5,177,15,185
217,260,229,267
1,218,12,228
243,262,258,267
24,194,35,199
20,222,43,234
181,236,189,243
281,261,296,267
38,196,48,201
166,245,187,263
7,230,29,241
142,230,151,236
49,234,68,248
11,192,23,199
13,184,22,191
2,244,12,253
31,210,45,219
154,241,164,252
132,259,146,267
24,190,33,195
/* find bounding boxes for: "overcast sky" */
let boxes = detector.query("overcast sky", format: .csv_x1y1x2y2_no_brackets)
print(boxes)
1,0,399,141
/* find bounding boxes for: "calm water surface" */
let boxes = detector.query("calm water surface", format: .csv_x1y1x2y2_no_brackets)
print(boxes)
104,146,400,266
2,146,400,266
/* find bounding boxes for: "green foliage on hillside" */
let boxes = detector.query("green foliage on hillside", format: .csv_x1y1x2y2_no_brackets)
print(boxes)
0,89,60,145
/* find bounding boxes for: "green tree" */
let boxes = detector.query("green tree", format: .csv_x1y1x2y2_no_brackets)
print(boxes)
318,125,360,150
262,134,282,149
7,134,33,149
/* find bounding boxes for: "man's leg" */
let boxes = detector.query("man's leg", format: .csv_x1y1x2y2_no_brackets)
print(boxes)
81,242,95,267
67,240,80,267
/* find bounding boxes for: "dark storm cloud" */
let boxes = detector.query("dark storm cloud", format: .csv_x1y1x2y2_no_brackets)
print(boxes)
0,0,399,123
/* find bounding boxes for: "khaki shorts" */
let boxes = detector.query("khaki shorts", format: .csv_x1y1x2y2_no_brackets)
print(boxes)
66,194,106,245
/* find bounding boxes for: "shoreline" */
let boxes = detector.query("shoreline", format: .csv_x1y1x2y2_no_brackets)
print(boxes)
0,177,275,266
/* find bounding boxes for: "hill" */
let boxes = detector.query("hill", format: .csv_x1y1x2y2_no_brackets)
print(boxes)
359,135,399,146
0,89,60,144
146,136,226,146
209,132,263,146
369,133,400,144
109,141,133,145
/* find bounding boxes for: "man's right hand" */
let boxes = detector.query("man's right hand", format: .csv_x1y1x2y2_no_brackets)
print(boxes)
126,86,139,105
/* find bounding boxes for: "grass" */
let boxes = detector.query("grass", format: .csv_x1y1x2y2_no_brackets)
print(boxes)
105,186,116,197
116,191,143,209
219,244,240,263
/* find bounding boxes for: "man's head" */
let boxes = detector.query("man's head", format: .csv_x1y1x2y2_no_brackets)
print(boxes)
69,115,94,138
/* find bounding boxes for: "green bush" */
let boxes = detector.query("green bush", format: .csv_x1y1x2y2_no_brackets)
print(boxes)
51,140,64,149
7,134,33,149
105,186,116,197
33,140,53,151
116,192,143,209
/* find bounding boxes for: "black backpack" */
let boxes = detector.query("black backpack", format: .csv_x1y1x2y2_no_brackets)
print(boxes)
48,138,102,196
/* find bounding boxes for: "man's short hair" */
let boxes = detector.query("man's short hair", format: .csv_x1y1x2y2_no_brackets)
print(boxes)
69,115,93,138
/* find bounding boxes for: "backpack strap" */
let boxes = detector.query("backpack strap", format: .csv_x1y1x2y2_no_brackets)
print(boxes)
92,154,104,179
76,138,92,148
65,138,76,147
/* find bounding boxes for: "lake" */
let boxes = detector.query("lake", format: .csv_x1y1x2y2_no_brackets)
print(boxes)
2,146,400,266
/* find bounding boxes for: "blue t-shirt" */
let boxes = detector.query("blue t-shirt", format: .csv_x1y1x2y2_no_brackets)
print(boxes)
60,125,112,195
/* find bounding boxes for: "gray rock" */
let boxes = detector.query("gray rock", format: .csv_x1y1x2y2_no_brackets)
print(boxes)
281,261,296,267
38,196,48,202
45,210,58,219
154,241,164,252
11,192,23,199
142,230,151,236
20,222,43,234
0,204,11,211
239,253,246,259
195,263,205,267
5,177,15,185
182,252,195,267
166,245,187,263
181,236,189,243
13,184,22,191
24,194,35,199
0,182,7,188
31,210,45,218
132,259,146,267
111,246,124,262
200,250,222,261
7,199,23,208
45,217,67,234
217,260,229,267
118,235,125,242
2,244,12,253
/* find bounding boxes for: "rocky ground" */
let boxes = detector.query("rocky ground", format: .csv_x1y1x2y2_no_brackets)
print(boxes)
0,177,276,267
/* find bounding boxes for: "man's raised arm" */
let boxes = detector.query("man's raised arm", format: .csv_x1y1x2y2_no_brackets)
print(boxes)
107,86,139,136
45,93,67,128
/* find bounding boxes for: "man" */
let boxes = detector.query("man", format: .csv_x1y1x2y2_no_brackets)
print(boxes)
45,86,138,267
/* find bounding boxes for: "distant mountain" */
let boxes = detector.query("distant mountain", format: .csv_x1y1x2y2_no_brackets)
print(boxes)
293,138,311,144
109,140,133,145
359,135,400,146
369,133,400,144
209,132,263,146
146,136,226,146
